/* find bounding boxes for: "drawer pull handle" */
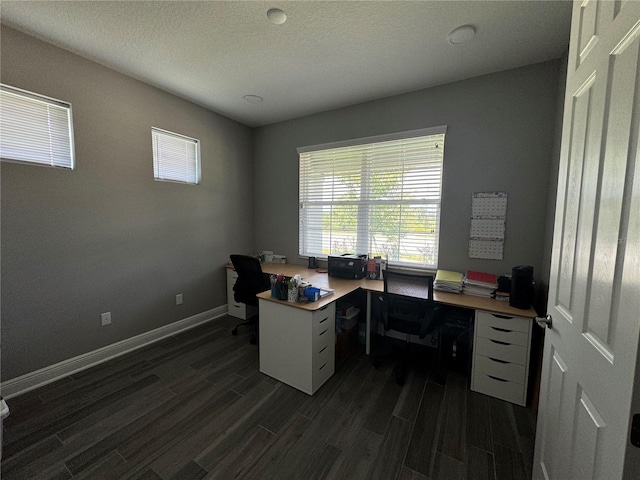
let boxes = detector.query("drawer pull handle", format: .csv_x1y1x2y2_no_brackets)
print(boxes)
319,346,327,354
488,357,510,364
319,328,328,336
489,339,510,346
318,317,328,324
488,375,509,382
319,362,328,370
491,327,512,333
492,314,513,319
319,305,328,311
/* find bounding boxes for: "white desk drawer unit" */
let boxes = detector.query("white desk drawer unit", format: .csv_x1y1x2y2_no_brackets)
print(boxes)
471,311,533,406
258,299,336,395
226,268,257,319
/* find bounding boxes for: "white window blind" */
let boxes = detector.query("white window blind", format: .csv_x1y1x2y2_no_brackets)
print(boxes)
298,127,446,269
152,127,200,184
0,84,75,169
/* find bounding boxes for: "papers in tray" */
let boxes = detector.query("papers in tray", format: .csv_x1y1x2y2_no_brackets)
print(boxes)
319,287,334,298
462,285,495,297
464,270,498,288
463,270,498,297
436,270,463,283
434,270,464,293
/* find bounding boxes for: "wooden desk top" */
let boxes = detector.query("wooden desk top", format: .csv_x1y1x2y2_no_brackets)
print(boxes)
228,262,537,318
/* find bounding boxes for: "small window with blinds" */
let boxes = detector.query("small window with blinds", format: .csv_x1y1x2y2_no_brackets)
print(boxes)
0,84,75,169
152,127,200,185
298,126,446,269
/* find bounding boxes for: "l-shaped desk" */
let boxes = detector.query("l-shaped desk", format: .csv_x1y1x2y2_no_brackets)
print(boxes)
227,262,537,406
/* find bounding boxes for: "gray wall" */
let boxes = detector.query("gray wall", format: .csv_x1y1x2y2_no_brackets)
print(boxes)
0,26,564,382
253,61,563,283
0,27,254,380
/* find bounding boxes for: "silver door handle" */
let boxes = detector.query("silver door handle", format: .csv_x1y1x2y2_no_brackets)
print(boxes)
535,314,552,329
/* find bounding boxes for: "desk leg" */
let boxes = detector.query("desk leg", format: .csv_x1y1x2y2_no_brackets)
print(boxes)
366,291,372,355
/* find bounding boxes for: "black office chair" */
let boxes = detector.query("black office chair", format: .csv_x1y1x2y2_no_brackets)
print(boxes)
373,270,445,385
230,254,271,345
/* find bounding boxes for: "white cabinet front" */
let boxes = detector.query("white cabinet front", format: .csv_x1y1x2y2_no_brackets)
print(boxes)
471,311,532,406
258,299,336,395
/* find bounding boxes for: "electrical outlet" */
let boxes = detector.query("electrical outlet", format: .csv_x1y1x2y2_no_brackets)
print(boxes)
176,294,183,305
101,312,111,326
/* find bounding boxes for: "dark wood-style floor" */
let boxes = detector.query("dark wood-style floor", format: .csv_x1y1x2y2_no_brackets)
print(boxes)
1,315,536,480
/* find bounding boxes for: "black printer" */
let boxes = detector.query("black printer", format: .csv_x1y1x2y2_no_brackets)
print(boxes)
328,254,368,279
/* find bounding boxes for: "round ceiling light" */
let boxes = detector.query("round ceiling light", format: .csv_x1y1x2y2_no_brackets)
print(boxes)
448,25,476,45
243,94,263,104
267,8,287,25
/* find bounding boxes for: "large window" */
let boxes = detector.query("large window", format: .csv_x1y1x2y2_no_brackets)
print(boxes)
0,84,75,169
298,127,446,269
152,127,200,184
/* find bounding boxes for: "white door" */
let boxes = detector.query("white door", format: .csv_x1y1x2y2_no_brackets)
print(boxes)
533,1,640,479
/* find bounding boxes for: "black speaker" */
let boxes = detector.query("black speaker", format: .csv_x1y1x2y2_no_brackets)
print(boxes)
510,265,534,309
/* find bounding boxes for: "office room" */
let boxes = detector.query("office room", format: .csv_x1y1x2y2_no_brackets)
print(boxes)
1,1,639,479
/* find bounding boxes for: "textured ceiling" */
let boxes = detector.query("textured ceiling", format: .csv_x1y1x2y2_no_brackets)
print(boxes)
0,1,572,127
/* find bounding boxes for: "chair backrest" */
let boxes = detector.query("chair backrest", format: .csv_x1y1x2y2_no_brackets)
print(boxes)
230,255,270,306
381,270,439,338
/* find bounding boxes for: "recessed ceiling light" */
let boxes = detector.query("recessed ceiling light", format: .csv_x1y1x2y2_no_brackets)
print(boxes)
448,25,476,45
244,94,263,104
267,8,287,25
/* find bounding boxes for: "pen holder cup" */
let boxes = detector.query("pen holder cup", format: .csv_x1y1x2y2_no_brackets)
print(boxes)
271,286,278,298
278,283,288,300
288,286,299,302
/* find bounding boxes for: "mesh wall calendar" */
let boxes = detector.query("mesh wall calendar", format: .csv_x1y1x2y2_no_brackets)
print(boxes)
468,192,507,260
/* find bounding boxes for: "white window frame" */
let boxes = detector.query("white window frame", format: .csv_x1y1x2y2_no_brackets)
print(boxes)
151,127,201,185
0,83,75,169
298,126,446,269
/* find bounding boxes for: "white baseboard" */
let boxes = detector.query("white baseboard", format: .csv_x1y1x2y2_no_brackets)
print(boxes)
1,305,228,399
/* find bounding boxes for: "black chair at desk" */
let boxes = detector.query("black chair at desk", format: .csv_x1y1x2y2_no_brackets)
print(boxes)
230,254,271,345
374,270,446,385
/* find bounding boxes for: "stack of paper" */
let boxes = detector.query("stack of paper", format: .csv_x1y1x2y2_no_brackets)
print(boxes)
463,270,498,297
434,270,464,293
